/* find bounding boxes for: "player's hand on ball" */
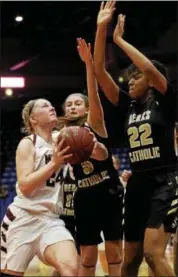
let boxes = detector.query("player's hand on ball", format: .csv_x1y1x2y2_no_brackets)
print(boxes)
56,126,95,164
52,138,73,167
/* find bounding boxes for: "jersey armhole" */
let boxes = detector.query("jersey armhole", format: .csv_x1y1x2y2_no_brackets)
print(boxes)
86,121,108,139
22,134,37,146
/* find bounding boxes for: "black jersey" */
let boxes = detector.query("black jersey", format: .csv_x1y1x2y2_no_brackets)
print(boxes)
118,82,177,172
72,124,122,192
60,164,77,217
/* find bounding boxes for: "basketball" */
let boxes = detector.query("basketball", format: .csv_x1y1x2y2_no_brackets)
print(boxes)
57,126,95,164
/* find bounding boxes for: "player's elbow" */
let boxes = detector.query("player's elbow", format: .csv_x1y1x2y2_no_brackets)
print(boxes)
91,142,109,161
18,179,33,197
93,67,108,88
93,62,105,76
98,145,109,161
91,115,105,127
144,63,167,94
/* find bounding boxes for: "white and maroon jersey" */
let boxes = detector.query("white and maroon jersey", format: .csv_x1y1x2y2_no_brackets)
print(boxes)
13,134,64,217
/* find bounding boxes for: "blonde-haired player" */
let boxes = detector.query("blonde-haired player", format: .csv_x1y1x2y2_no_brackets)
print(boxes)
1,98,78,276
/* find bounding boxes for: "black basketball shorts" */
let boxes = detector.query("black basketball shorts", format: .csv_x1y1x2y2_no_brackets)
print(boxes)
124,169,178,242
74,182,124,246
60,215,80,254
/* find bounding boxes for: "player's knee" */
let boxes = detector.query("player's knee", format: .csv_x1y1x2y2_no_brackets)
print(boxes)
105,248,123,265
80,246,98,267
122,259,141,274
144,248,164,271
144,241,162,258
122,252,143,270
81,254,97,267
57,260,79,276
144,251,157,270
62,266,78,277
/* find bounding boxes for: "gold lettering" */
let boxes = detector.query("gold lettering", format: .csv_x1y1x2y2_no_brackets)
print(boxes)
81,161,94,175
145,111,151,120
64,184,68,191
134,151,140,161
129,146,161,163
66,194,73,208
138,149,144,160
63,209,74,216
143,149,150,160
78,180,82,188
148,148,154,159
155,146,160,158
129,114,136,124
82,179,90,188
128,126,140,148
77,171,110,188
136,114,142,122
72,184,76,191
129,152,134,163
101,171,109,179
63,184,76,192
140,123,153,146
141,111,146,121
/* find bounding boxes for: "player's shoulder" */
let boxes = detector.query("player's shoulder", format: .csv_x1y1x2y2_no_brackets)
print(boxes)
19,134,34,145
18,134,37,146
164,81,175,94
16,135,35,155
118,89,130,103
154,81,174,98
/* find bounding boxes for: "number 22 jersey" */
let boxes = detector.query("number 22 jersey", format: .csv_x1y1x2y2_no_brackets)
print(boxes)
118,83,177,172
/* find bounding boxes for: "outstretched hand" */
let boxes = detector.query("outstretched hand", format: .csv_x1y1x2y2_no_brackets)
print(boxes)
113,14,126,42
97,1,116,28
77,38,93,65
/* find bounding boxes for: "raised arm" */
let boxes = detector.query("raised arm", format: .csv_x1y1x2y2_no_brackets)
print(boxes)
113,14,167,94
77,37,107,138
16,138,72,196
94,1,120,106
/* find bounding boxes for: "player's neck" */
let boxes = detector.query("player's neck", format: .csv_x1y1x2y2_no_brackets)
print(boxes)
34,127,53,145
138,90,152,104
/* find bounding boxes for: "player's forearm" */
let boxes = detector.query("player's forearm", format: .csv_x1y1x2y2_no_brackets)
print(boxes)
18,161,60,196
91,142,108,161
85,61,104,121
94,25,107,74
94,26,120,107
114,37,153,73
114,37,167,94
